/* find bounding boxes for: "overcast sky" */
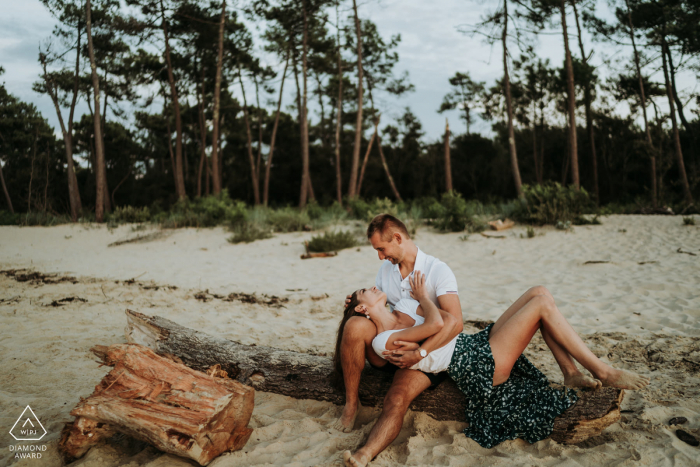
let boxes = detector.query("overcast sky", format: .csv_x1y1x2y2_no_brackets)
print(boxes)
0,0,697,141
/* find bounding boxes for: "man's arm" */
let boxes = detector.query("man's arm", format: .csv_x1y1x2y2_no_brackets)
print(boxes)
384,294,463,368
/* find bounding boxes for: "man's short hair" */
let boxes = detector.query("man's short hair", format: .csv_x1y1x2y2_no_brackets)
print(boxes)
367,214,410,240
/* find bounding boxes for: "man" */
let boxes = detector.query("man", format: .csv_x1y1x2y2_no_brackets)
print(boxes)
333,214,464,467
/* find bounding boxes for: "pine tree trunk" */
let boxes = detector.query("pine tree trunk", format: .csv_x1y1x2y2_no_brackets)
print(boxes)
661,38,693,205
159,0,186,200
356,126,376,195
334,7,344,205
348,0,363,198
666,44,697,183
86,0,107,222
101,79,111,213
0,160,14,213
560,0,580,189
503,0,523,198
625,0,656,207
299,0,312,208
254,74,264,184
572,1,598,202
197,63,207,198
238,66,261,205
444,119,453,192
376,126,402,202
264,53,290,207
210,0,225,195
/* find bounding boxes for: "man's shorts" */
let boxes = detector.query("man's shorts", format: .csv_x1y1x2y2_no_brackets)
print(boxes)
370,361,448,389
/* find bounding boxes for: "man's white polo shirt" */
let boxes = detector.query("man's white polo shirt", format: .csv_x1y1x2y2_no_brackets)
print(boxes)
375,247,458,309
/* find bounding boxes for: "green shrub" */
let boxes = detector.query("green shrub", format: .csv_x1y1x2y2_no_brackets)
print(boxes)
161,190,247,228
683,216,696,225
432,191,487,233
0,210,20,225
19,212,70,226
227,222,273,244
527,226,535,238
110,205,151,224
267,207,310,232
514,183,595,225
306,230,358,252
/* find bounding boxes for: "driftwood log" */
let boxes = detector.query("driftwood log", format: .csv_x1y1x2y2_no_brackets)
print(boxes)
125,309,624,444
59,343,254,465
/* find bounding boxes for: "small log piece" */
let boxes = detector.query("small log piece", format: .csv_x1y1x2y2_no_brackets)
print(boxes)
125,309,623,444
58,343,254,465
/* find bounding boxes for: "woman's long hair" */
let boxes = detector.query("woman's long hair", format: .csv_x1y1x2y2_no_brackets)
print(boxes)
331,291,363,389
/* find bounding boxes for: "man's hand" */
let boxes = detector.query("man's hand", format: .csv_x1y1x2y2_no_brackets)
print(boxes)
392,340,419,352
382,349,422,369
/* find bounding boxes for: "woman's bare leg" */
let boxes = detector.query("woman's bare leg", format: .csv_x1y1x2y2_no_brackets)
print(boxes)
488,294,649,389
491,287,600,388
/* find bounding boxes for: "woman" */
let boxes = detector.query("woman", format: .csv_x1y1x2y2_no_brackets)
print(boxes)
336,272,649,466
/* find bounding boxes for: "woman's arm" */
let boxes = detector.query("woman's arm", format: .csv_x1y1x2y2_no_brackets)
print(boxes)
384,271,444,350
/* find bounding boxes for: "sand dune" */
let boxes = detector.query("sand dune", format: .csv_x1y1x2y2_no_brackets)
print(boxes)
1,215,698,466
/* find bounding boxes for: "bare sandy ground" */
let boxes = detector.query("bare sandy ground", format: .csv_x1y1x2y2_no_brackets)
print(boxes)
0,215,699,466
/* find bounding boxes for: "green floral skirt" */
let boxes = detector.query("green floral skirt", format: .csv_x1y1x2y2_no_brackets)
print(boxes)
447,324,578,448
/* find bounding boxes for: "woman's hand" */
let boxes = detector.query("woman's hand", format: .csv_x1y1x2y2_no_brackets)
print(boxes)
409,271,428,302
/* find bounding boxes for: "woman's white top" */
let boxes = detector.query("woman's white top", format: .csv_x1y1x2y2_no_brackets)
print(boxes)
372,298,458,374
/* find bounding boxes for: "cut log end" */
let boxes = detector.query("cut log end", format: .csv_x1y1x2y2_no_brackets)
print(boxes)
60,343,254,466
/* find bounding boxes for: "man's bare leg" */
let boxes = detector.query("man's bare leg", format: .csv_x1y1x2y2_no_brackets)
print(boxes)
344,370,431,467
332,316,384,432
492,286,600,389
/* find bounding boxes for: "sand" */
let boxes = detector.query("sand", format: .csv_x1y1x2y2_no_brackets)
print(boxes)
0,214,698,466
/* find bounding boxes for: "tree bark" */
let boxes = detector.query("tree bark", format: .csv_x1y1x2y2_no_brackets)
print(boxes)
444,118,453,192
125,310,624,444
375,128,402,202
254,73,263,184
197,62,207,198
661,38,693,205
299,0,312,208
666,43,697,183
624,0,656,207
356,125,377,195
503,0,523,198
86,0,107,222
264,52,290,207
59,343,254,466
101,71,111,214
27,128,38,213
0,159,13,213
238,65,261,205
334,6,344,205
572,1,598,202
210,0,226,195
348,0,363,198
560,0,580,189
159,0,187,200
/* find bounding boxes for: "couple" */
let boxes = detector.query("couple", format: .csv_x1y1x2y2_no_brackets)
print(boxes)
332,214,649,467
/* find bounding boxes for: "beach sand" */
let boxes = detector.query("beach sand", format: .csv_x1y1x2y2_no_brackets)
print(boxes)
0,215,698,466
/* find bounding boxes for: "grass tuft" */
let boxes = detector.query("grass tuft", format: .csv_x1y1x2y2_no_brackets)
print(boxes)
306,230,358,253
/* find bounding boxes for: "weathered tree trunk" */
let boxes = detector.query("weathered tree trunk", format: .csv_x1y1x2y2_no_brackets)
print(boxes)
444,118,453,192
125,310,622,444
159,0,186,200
572,1,598,203
101,72,111,214
503,0,523,198
264,52,290,207
560,0,580,190
197,62,207,198
376,131,402,202
356,125,377,195
238,65,261,205
59,343,253,466
0,159,14,213
27,128,38,212
210,0,226,195
86,0,107,222
299,0,312,208
334,4,344,205
254,74,263,184
348,0,363,198
666,43,698,184
624,0,656,207
661,38,693,205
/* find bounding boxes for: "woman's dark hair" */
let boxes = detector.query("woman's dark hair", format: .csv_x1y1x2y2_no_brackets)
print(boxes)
331,291,363,389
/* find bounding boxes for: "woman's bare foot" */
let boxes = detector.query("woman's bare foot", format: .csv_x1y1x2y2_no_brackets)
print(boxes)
331,403,359,433
597,368,650,390
564,372,602,389
343,450,370,467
